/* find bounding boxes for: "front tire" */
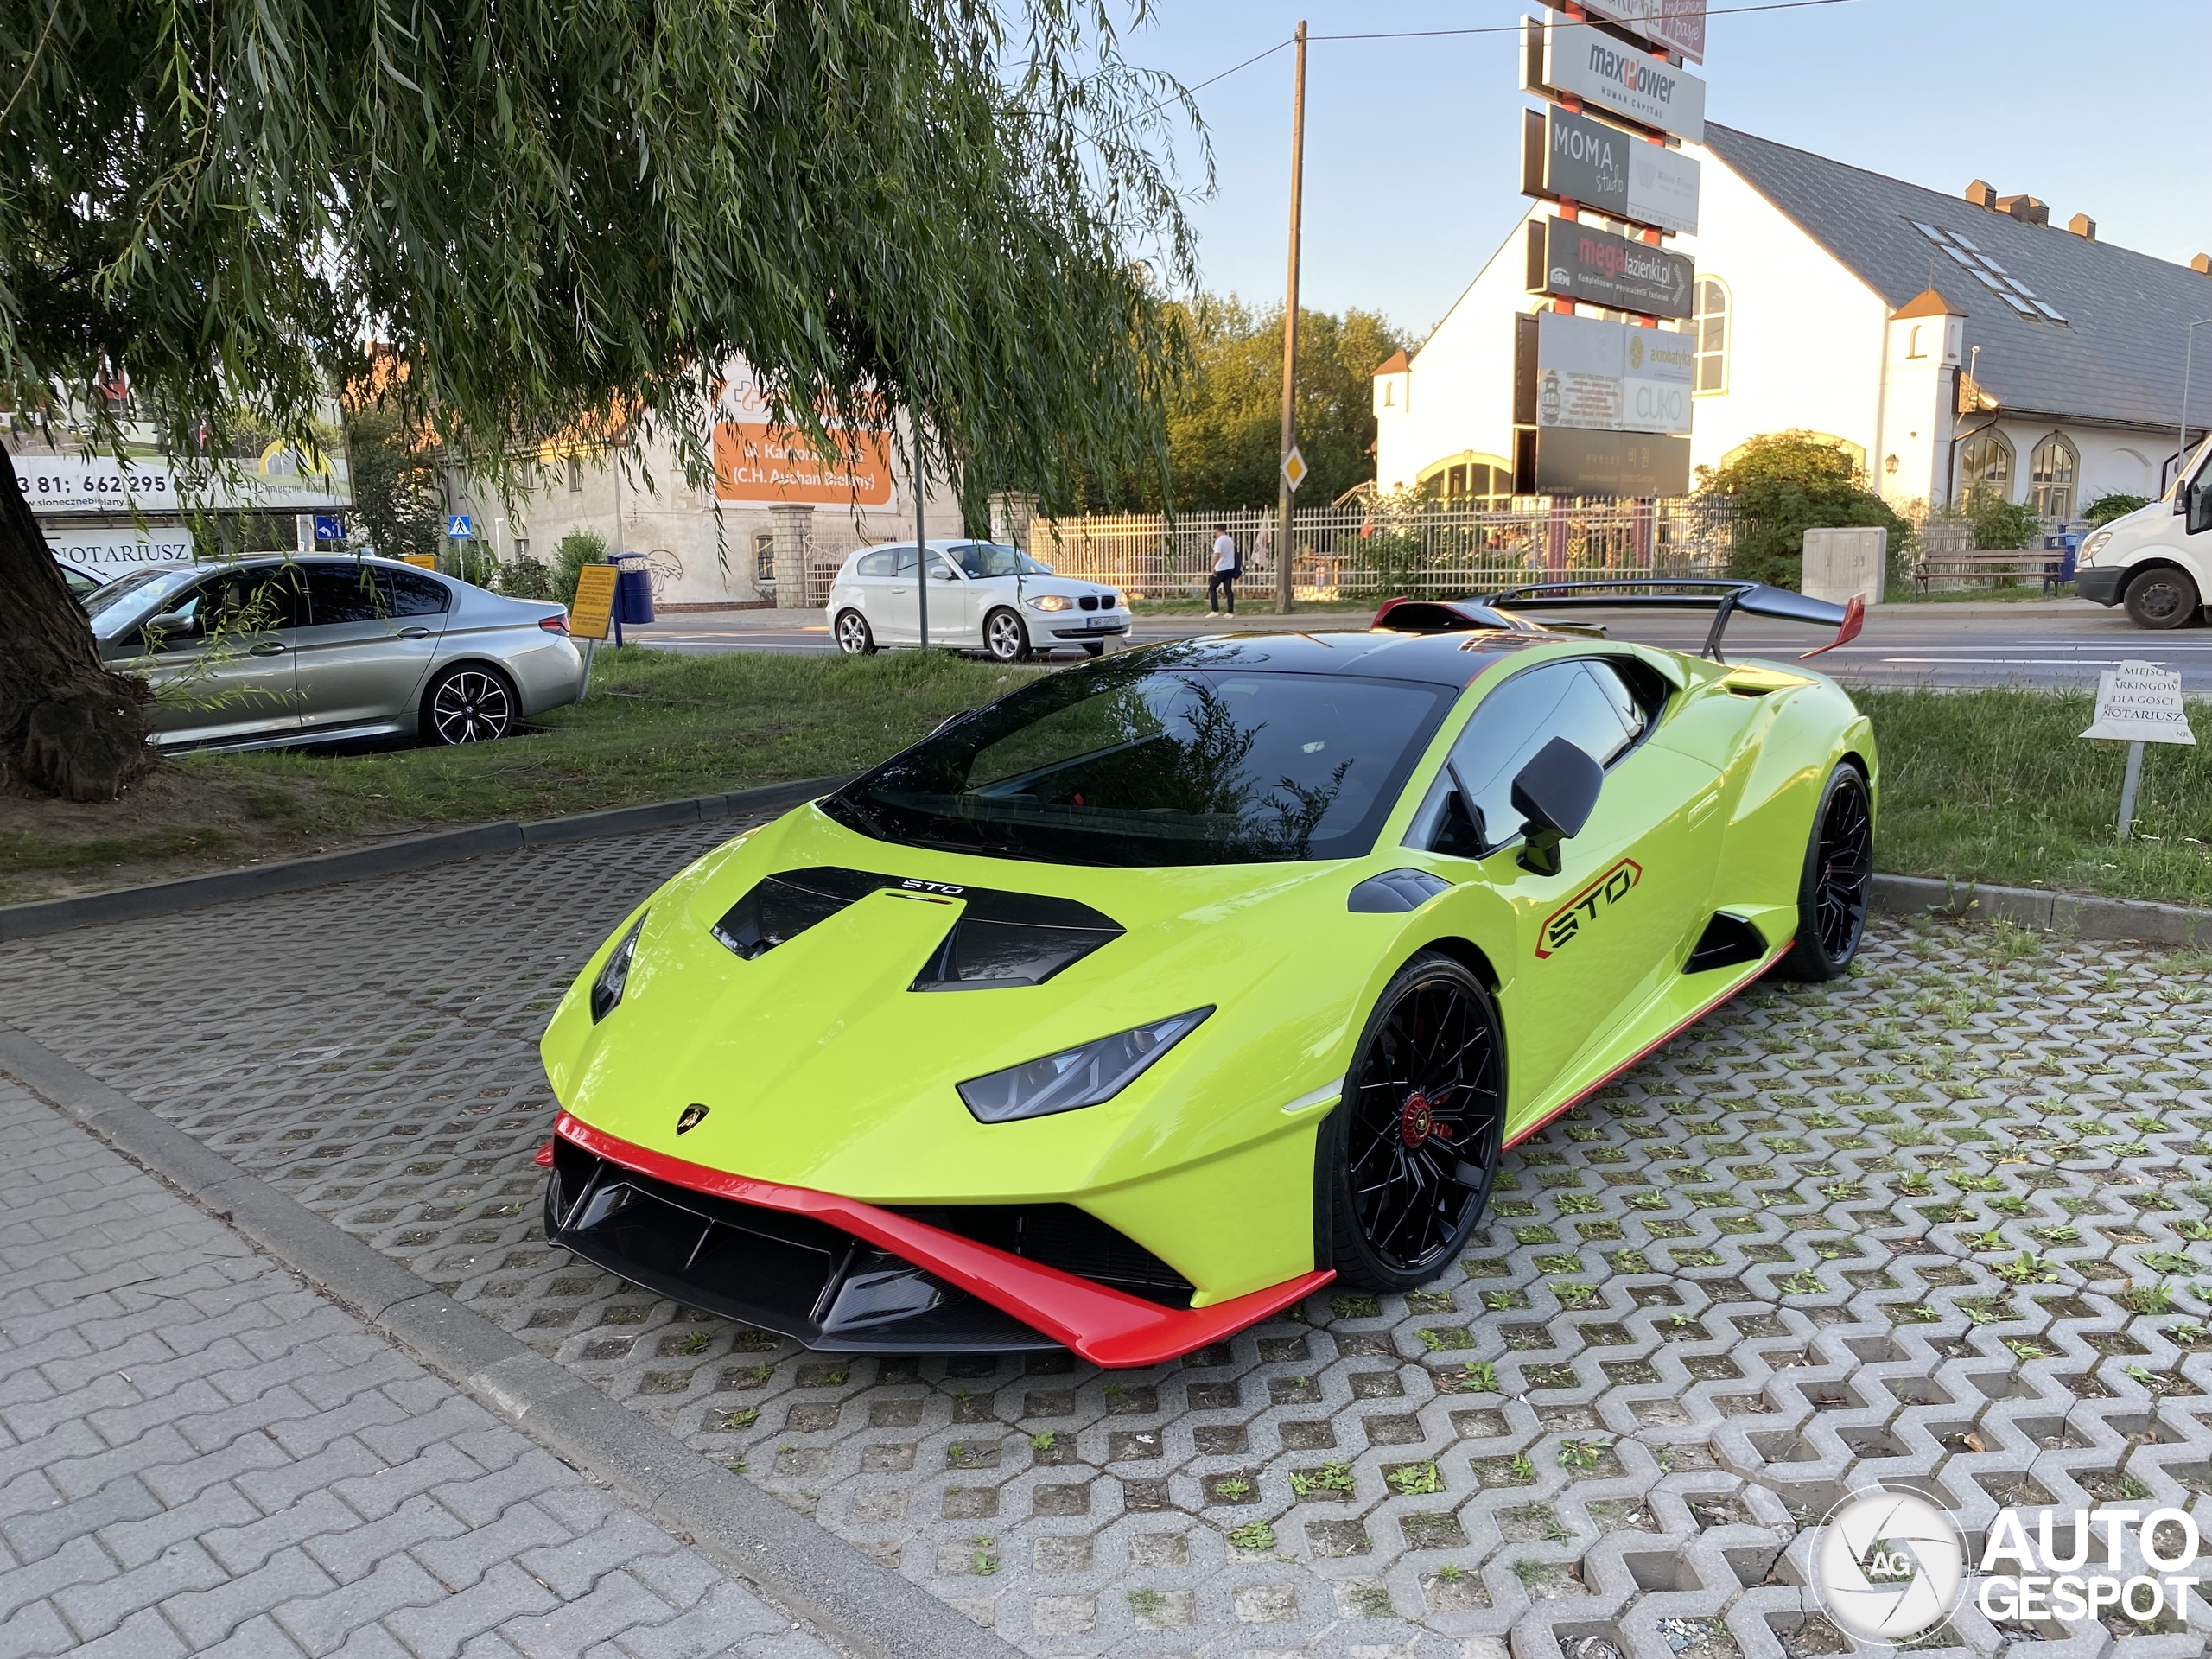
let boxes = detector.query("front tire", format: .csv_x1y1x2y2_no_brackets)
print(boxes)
422,665,517,745
1780,761,1873,982
1083,641,1108,658
1321,951,1506,1292
834,609,877,654
2123,567,2201,630
983,607,1031,663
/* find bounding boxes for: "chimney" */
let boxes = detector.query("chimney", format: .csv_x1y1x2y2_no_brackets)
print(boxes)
2066,213,2096,240
1996,194,2050,226
2195,254,2212,276
1964,179,1997,209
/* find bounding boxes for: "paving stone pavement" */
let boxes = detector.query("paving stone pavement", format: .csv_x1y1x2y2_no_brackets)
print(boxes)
3,819,2212,1658
0,1073,841,1659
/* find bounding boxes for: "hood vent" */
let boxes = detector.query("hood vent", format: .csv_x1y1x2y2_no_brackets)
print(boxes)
712,867,1122,990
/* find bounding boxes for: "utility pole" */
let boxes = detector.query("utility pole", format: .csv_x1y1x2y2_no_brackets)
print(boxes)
1274,19,1307,616
914,432,929,651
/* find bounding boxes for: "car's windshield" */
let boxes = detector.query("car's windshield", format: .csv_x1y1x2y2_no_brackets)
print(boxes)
824,658,1456,867
950,542,1052,578
84,566,198,632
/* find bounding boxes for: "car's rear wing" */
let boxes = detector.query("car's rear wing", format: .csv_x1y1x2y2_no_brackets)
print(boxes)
1376,580,1864,664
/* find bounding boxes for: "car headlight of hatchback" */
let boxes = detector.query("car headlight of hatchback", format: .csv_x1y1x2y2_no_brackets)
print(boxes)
2079,525,2114,563
957,1007,1211,1123
1024,593,1072,612
590,913,646,1022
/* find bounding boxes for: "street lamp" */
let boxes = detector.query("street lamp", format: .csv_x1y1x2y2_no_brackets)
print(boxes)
2178,315,2212,493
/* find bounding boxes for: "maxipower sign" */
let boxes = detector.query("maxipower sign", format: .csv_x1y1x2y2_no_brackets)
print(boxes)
1523,16,1706,143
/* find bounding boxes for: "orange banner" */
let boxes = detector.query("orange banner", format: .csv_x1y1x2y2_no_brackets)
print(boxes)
712,422,893,506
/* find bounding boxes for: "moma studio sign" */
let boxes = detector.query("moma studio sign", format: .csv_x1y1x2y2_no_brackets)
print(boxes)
1522,16,1706,143
1521,105,1700,235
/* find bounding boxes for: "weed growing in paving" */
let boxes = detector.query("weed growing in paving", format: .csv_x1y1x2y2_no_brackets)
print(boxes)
1227,1521,1277,1551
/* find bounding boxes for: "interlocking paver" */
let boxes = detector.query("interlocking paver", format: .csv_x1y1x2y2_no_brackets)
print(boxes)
6,819,2212,1656
0,1078,838,1659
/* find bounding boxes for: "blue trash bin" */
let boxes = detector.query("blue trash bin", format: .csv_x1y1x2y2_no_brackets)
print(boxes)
610,555,654,644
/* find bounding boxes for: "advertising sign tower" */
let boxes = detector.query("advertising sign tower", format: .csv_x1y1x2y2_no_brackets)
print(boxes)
1512,5,1708,504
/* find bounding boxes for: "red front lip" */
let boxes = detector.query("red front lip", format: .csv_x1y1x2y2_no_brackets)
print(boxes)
553,1113,1332,1368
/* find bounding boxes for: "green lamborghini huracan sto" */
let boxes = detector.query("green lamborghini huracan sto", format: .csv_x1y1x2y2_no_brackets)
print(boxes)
538,584,1876,1366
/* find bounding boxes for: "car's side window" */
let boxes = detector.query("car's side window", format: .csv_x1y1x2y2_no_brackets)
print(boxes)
302,563,385,626
855,550,897,578
1410,659,1650,857
893,545,919,577
377,569,451,615
169,567,308,637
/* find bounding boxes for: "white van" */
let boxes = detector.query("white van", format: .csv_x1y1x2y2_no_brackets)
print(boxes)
2074,437,2212,628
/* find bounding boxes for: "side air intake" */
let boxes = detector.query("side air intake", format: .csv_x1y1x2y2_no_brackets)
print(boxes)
1684,912,1767,974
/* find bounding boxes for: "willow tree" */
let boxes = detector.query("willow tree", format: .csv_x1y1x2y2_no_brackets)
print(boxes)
0,1,1193,799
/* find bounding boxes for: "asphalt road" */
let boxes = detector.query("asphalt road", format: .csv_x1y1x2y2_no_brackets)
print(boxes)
622,599,2212,693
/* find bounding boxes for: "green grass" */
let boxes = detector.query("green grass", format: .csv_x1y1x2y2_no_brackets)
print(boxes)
1858,686,2212,905
195,646,1045,833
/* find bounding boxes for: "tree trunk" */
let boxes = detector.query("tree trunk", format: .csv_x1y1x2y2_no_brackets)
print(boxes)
0,435,154,801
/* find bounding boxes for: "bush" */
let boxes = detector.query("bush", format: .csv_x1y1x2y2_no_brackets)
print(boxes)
1962,487,2042,550
1694,431,1912,589
2082,493,2152,526
552,531,608,607
497,555,556,600
449,544,500,588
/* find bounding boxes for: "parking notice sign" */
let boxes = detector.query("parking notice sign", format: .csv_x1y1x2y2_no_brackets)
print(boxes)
569,563,619,641
2080,661,2196,745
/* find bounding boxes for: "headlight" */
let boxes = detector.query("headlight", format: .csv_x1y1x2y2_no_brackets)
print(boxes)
1024,594,1072,613
590,913,646,1022
957,1007,1211,1123
1106,590,1125,610
2080,525,2114,563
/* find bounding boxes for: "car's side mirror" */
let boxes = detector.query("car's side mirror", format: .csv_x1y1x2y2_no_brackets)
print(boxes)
143,611,196,641
1510,737,1604,876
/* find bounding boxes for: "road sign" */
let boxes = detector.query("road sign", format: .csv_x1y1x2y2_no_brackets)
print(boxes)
1514,312,1693,436
1528,217,1694,319
398,553,437,569
1282,447,1309,493
1579,0,1707,64
1512,426,1692,498
569,563,619,641
1523,16,1706,143
446,514,474,539
313,514,346,543
1521,106,1700,235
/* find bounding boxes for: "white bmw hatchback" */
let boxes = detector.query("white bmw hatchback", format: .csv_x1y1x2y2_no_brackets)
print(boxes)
827,539,1131,662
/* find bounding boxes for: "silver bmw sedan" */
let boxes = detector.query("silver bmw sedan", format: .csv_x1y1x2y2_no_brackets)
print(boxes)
87,556,584,752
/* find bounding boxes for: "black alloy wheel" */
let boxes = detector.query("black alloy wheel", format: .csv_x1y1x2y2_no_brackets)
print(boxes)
1782,762,1873,981
1323,950,1506,1290
423,665,516,745
2123,567,2201,631
834,609,877,654
983,607,1030,663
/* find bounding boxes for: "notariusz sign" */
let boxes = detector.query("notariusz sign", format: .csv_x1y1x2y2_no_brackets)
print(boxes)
1521,105,1700,235
1527,217,1694,319
1523,16,1706,143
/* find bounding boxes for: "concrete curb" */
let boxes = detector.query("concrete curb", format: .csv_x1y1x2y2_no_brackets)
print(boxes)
1869,872,2210,948
0,774,854,942
0,1021,1021,1659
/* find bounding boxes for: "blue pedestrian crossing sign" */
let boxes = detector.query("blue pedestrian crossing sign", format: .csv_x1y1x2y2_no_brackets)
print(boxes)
446,515,474,539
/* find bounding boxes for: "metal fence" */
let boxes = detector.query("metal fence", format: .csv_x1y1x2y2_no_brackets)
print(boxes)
1018,499,1739,602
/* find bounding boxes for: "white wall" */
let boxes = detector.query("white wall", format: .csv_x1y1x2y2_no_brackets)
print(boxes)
1375,221,1537,492
1946,418,2173,513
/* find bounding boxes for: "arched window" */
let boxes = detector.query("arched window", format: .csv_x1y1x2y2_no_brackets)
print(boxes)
1416,454,1514,508
1958,430,2014,499
1693,278,1730,393
1906,325,1926,359
2027,433,2079,518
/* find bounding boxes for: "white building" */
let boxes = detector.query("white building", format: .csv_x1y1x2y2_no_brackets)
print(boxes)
453,388,962,610
1376,123,2212,516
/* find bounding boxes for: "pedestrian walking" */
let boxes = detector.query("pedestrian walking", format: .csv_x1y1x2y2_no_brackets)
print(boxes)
1208,524,1238,614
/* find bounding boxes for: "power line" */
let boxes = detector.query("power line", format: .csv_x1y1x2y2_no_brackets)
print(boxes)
1311,0,1855,42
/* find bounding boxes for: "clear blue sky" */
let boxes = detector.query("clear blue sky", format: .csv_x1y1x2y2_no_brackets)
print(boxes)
1124,1,2211,343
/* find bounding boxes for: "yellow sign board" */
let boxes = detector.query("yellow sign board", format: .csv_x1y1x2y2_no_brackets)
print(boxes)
569,563,619,640
399,553,437,569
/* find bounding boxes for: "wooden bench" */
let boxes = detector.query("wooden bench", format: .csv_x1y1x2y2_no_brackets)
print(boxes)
1911,548,2069,594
